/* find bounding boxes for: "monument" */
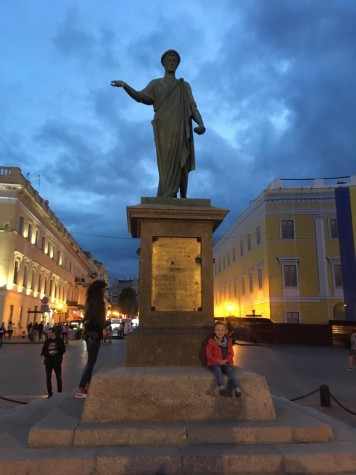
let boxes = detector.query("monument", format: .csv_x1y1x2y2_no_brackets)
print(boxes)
81,50,275,423
111,49,205,199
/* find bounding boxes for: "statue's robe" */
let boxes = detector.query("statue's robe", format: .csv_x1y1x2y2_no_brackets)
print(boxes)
137,78,197,198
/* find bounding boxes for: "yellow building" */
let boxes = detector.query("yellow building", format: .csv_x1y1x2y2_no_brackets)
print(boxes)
213,177,356,324
0,166,109,334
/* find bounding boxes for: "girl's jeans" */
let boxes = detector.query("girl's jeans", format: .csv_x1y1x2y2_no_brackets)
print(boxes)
79,338,101,389
209,364,240,389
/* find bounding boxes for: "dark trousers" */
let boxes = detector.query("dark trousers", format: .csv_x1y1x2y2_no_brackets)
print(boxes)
45,362,62,395
79,338,101,389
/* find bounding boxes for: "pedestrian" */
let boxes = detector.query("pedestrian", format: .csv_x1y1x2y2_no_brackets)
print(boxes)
27,322,33,341
64,324,70,344
43,322,51,339
75,280,107,398
105,323,112,344
7,321,13,339
0,323,5,347
33,322,39,341
347,331,356,371
206,321,242,398
118,321,124,339
41,327,66,399
38,321,44,341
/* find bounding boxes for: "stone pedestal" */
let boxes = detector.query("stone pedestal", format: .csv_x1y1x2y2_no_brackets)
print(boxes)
126,198,228,366
81,366,276,423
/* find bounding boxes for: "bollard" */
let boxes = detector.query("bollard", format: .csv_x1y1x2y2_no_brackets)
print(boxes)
320,384,331,407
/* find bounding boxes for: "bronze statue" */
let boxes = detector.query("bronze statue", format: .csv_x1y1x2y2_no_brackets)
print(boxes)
111,50,205,198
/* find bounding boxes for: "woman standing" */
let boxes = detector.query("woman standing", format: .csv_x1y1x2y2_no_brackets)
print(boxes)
75,280,107,398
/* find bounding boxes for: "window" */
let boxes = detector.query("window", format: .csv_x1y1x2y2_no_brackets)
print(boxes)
232,247,236,262
18,306,23,327
233,280,237,297
247,234,251,251
35,230,39,246
223,256,226,270
249,272,253,293
38,274,42,293
286,311,300,324
227,252,230,266
256,226,261,245
41,237,45,251
18,216,24,235
283,264,298,287
333,264,343,287
27,224,32,242
329,219,339,239
258,267,263,290
241,276,245,295
30,270,35,290
23,265,28,287
281,220,295,239
240,240,243,257
13,261,19,284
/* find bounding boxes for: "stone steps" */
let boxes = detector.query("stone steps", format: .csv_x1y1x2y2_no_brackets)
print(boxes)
1,442,356,474
21,395,356,473
1,377,356,474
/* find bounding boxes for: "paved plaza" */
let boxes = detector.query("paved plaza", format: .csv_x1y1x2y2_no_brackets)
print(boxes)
0,338,355,428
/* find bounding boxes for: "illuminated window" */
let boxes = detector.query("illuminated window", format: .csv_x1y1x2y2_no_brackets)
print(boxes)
13,261,19,284
258,267,263,290
18,216,24,235
23,266,28,287
249,272,253,293
27,224,32,242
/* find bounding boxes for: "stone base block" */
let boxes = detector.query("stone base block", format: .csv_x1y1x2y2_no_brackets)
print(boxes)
81,366,276,423
126,327,211,366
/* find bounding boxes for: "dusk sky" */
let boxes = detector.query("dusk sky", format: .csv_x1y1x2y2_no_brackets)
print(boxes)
1,0,356,281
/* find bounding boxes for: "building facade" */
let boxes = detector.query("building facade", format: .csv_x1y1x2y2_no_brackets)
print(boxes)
109,279,139,306
213,177,356,324
0,167,109,334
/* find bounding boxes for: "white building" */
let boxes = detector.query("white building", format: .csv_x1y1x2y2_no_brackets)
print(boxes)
0,166,109,334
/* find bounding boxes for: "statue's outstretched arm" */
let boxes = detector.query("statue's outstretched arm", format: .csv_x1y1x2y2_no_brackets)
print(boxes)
110,80,142,103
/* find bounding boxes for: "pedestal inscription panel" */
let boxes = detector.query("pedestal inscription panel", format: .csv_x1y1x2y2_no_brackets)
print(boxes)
152,237,201,311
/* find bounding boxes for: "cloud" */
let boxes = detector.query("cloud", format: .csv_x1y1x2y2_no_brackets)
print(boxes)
2,0,356,280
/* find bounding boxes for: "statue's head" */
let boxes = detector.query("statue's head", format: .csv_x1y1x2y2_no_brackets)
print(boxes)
161,49,181,66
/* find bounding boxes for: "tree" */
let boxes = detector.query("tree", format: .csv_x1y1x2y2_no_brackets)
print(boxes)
118,287,138,315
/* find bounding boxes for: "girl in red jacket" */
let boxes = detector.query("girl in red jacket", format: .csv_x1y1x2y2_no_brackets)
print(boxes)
206,321,242,397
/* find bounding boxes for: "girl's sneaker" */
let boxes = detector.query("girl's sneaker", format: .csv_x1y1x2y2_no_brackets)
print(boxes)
75,388,87,398
235,388,242,398
218,385,227,396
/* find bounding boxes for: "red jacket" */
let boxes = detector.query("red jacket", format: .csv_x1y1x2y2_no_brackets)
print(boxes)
206,336,234,366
